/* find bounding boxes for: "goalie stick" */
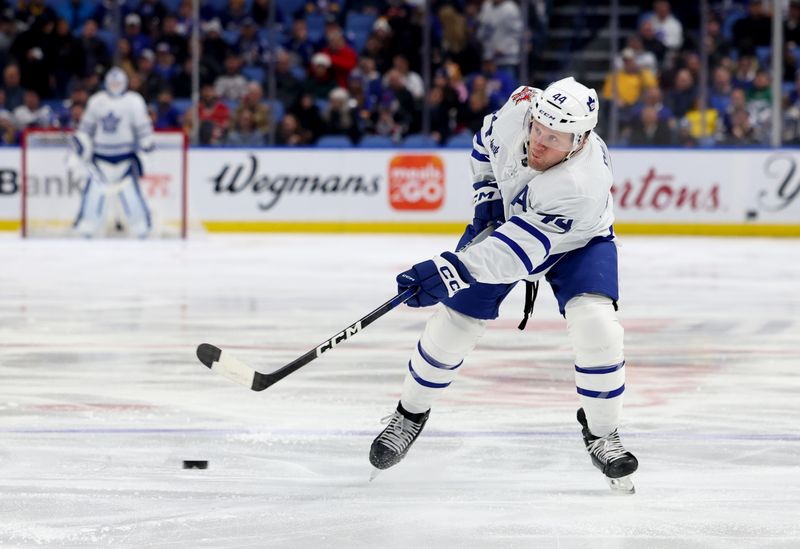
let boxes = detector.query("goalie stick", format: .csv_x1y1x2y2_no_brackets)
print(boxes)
196,223,498,391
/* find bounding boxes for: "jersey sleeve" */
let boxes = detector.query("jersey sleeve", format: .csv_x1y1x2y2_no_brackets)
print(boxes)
456,192,601,284
469,111,497,185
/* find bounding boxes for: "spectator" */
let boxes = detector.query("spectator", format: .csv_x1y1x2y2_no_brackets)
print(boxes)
708,66,734,113
683,103,720,145
602,48,658,108
3,64,24,111
638,19,667,66
732,1,772,54
0,110,16,144
787,1,800,45
201,18,228,77
220,0,250,31
116,38,138,82
274,49,303,108
136,49,165,102
615,35,658,73
644,0,683,50
477,0,523,79
424,85,456,145
198,82,230,135
62,101,84,130
9,12,57,98
321,86,360,143
353,56,383,109
303,52,336,100
665,68,696,119
732,55,758,91
365,17,394,73
153,89,181,129
132,0,168,36
722,107,759,146
437,4,482,78
0,11,14,70
469,73,503,112
476,58,516,105
54,0,95,32
153,43,179,83
783,41,800,83
75,19,111,79
289,92,325,143
252,0,285,27
387,54,424,101
275,113,311,146
123,13,153,59
628,106,674,146
214,54,248,101
226,108,265,146
238,17,269,68
54,86,88,127
632,87,675,123
233,81,272,134
377,67,417,137
701,14,732,68
284,17,316,68
13,89,53,129
160,14,189,64
321,24,359,88
459,89,490,136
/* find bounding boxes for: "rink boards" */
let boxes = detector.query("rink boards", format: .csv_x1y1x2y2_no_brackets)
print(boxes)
0,147,798,236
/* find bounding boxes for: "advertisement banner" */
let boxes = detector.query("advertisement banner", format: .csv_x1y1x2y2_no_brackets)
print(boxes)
0,146,798,234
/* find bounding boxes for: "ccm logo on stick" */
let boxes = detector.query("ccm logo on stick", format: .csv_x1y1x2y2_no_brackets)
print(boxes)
316,322,362,355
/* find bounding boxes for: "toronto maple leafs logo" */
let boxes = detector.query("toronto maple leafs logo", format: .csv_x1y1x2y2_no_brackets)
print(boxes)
100,111,121,133
586,96,596,112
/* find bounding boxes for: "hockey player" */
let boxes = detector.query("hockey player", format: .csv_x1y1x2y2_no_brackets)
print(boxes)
70,67,155,238
370,77,639,493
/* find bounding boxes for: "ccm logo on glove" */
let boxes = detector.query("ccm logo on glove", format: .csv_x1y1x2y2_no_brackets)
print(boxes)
396,251,477,308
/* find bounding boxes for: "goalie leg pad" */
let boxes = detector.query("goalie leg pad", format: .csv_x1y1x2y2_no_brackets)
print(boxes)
117,174,152,238
400,305,486,413
566,293,625,437
73,177,106,237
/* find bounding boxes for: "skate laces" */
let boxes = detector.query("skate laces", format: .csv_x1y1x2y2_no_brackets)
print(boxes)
376,411,422,454
586,430,628,463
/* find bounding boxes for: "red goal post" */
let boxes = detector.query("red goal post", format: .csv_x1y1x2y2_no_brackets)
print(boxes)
21,128,188,238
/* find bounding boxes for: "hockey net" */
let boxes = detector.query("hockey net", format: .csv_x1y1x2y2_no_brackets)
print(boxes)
21,129,188,238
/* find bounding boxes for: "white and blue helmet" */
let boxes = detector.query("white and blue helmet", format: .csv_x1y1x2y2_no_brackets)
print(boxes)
104,67,128,97
530,77,599,158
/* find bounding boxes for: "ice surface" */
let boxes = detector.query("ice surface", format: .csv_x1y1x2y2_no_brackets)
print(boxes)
0,233,798,548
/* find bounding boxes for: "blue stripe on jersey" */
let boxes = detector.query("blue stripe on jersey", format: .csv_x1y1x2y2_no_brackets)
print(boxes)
417,341,462,370
471,149,490,163
94,152,137,163
472,180,498,191
408,361,451,389
577,384,625,399
575,361,625,375
475,130,484,148
491,232,533,273
530,251,565,275
508,216,552,255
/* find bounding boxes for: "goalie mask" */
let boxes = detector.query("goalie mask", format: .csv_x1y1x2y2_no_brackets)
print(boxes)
104,67,128,97
528,77,599,160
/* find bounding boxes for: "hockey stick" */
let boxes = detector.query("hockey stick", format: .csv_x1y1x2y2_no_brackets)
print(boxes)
196,223,498,391
197,287,417,391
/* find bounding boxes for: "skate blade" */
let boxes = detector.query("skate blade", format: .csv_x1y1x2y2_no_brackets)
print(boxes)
607,475,635,494
369,467,382,482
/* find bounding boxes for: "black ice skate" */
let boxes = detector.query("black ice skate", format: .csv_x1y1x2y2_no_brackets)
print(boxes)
577,408,638,494
369,401,429,479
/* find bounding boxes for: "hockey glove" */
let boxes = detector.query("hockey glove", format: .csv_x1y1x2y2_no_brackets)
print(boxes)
397,251,476,308
457,180,504,250
472,180,504,230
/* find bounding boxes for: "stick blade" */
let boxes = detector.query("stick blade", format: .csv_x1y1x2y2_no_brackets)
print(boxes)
196,343,258,390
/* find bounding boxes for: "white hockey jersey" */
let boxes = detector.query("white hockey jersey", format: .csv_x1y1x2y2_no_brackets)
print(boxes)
457,86,616,284
79,90,154,157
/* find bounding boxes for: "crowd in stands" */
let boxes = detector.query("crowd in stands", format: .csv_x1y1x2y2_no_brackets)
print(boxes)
0,0,799,148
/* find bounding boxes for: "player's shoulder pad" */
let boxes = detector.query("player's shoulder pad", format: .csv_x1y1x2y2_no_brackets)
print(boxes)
482,86,541,148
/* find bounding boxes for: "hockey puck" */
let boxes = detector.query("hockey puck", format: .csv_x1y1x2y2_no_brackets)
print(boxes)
182,460,208,469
